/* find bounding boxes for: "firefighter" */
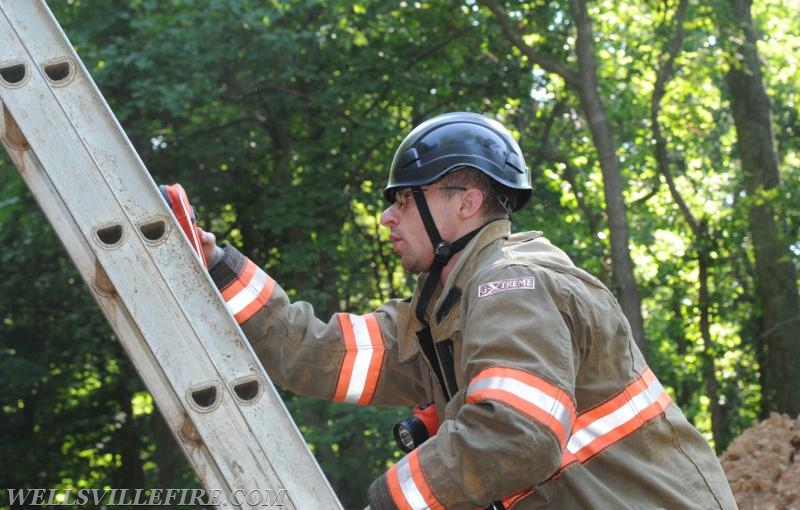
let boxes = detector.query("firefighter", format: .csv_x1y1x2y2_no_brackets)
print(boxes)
197,112,737,509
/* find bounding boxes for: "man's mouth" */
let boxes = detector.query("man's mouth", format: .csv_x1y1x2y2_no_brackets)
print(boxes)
389,234,403,250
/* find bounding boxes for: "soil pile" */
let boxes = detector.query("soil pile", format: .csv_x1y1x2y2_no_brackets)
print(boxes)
720,413,800,510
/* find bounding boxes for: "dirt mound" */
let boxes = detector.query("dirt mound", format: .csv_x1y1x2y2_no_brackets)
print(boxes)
720,413,800,510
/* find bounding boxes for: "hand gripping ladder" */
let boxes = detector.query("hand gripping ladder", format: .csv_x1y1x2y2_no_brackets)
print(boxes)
0,2,342,508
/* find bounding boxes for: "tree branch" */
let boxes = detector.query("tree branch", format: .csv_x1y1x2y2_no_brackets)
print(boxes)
478,0,579,87
650,0,699,235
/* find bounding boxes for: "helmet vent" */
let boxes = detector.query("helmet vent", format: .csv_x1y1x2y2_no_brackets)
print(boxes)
398,147,420,168
506,152,525,173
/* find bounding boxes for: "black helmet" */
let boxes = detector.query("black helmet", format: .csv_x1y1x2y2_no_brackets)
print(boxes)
384,112,531,211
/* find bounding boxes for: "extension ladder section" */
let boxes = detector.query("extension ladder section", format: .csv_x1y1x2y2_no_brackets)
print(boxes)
0,2,342,508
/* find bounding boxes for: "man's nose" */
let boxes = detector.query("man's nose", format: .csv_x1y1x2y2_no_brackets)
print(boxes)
379,205,397,227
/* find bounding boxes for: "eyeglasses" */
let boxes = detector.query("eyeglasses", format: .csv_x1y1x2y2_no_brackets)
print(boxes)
392,186,468,209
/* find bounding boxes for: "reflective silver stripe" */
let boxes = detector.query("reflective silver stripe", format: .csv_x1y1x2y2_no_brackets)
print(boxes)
343,313,378,403
225,265,269,316
468,375,573,438
567,376,665,454
396,456,428,509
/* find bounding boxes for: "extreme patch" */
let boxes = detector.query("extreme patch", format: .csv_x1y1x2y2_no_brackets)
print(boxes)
478,276,535,298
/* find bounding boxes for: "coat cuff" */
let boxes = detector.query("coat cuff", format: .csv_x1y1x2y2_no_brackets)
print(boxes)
368,449,449,510
367,472,399,510
208,243,246,290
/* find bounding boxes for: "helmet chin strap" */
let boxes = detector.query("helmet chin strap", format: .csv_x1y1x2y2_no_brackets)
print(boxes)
411,187,481,324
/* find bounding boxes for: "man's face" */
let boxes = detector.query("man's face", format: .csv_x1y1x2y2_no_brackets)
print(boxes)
379,187,462,273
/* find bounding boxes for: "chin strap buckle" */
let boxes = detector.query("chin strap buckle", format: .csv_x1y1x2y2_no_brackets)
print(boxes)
433,241,452,265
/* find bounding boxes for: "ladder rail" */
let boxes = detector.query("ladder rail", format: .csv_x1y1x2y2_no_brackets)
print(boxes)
0,132,232,493
0,2,343,508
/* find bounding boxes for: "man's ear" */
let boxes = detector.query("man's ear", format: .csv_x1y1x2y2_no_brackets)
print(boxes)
457,188,484,219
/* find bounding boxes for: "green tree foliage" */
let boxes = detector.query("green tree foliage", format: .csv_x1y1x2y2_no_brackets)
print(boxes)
1,0,798,507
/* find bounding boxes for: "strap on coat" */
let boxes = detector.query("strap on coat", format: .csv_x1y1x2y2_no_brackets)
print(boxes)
411,186,480,400
411,188,511,510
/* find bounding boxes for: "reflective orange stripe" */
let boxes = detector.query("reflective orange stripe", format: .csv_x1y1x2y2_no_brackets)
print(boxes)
387,449,444,510
484,368,672,509
467,367,576,448
332,313,385,405
221,259,275,324
561,367,671,466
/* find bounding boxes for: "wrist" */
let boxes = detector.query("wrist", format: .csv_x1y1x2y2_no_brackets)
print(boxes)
207,245,225,268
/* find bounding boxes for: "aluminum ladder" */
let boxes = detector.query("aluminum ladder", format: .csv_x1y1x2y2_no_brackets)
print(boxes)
0,1,343,508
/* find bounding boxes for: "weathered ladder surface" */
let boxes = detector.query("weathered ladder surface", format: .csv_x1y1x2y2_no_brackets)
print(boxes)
0,1,342,508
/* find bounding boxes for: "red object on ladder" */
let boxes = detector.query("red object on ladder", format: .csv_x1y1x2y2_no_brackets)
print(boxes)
159,183,207,268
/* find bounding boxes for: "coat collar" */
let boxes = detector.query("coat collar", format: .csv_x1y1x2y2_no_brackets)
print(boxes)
397,220,513,362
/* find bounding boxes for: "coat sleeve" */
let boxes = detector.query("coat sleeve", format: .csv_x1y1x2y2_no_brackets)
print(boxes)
208,244,427,407
368,264,582,509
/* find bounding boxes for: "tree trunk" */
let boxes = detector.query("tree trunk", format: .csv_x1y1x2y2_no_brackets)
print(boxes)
479,0,648,352
717,0,800,415
150,407,184,488
650,0,728,447
568,0,647,353
113,385,147,490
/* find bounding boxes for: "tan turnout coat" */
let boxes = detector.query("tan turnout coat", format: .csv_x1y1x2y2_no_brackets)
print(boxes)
209,220,737,509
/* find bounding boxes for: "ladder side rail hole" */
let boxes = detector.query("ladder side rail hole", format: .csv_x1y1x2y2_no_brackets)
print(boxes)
0,62,27,86
43,58,73,84
232,378,262,404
